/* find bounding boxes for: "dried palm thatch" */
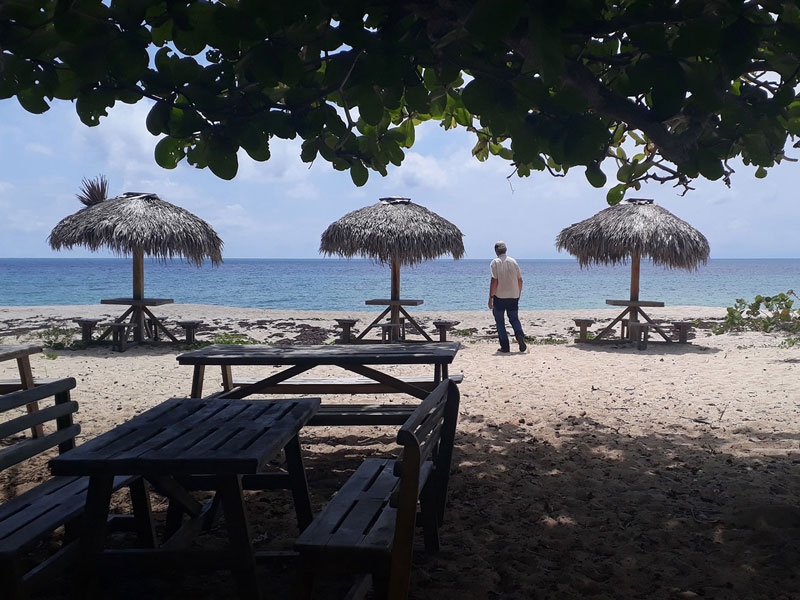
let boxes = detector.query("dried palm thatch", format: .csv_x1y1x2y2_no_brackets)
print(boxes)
555,198,709,300
49,176,223,299
320,197,465,300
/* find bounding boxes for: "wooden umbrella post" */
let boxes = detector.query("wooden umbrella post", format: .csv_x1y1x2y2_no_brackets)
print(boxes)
629,250,641,322
132,248,145,342
390,259,401,341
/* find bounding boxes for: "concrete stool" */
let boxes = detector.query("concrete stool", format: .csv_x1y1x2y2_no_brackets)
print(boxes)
573,319,594,342
334,318,359,343
72,317,103,343
432,320,460,341
673,322,692,343
628,321,650,350
176,320,203,344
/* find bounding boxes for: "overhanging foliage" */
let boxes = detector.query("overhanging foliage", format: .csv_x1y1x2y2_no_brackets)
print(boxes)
3,0,800,201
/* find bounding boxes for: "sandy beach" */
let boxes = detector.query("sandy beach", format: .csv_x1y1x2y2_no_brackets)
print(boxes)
2,304,800,599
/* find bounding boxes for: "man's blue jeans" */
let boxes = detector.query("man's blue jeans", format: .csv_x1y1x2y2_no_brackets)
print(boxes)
492,296,524,350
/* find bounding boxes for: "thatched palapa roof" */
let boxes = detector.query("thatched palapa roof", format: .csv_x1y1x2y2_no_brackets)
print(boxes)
555,199,709,270
319,197,465,265
48,177,223,266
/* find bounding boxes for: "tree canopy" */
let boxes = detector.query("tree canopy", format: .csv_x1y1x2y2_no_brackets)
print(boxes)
3,0,800,202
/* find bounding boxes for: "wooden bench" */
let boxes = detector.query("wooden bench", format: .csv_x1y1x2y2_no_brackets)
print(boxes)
99,322,139,352
0,377,61,395
673,321,693,343
0,378,154,600
295,378,461,599
432,320,460,342
176,319,203,344
628,321,650,349
334,318,359,343
573,318,594,342
71,318,103,344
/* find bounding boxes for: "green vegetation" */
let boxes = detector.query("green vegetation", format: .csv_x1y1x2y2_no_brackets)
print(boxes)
3,2,800,198
35,327,76,350
712,291,800,334
211,332,262,345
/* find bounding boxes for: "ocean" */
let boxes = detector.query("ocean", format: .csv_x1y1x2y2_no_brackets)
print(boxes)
1,258,797,311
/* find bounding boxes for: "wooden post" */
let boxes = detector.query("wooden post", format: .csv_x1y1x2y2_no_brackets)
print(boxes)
390,258,401,341
629,251,641,322
132,248,145,342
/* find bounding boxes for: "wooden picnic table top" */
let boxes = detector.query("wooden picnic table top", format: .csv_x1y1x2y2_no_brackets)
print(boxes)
100,297,174,306
0,344,43,362
177,342,460,368
365,298,424,306
605,299,665,308
50,396,320,476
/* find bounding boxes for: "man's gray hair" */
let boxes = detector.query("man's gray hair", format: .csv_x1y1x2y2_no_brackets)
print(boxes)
494,241,507,255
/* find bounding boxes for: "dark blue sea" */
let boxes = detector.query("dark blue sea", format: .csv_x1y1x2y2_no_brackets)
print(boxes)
1,258,797,311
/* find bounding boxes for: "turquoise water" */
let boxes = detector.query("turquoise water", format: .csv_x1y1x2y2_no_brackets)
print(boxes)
1,258,797,311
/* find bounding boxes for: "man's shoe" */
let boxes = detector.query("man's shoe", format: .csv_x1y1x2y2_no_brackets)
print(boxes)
516,334,528,353
498,347,510,353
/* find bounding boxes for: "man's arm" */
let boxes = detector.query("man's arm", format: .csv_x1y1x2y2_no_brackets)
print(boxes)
489,278,498,309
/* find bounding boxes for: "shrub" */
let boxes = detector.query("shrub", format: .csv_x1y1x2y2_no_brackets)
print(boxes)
712,290,800,334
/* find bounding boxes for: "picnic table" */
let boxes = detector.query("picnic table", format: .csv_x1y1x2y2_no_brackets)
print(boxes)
595,299,672,342
99,297,178,344
358,298,432,342
49,396,320,600
0,343,44,437
176,342,460,401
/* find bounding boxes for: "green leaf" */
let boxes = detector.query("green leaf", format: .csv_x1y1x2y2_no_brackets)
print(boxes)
755,166,768,178
16,89,50,114
146,101,171,135
606,183,627,205
585,164,607,188
350,160,369,186
154,136,183,169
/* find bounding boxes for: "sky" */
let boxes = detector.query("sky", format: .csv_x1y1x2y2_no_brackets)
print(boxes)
1,97,799,261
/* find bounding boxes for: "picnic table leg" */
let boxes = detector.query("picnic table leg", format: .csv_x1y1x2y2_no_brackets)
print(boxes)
16,356,43,438
79,474,115,599
217,475,262,600
221,365,234,392
190,365,206,398
283,434,313,531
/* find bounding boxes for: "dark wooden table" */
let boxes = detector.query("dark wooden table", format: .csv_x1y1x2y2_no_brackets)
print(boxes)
0,343,44,437
99,297,177,343
177,342,460,400
49,396,320,599
596,299,671,342
360,298,431,341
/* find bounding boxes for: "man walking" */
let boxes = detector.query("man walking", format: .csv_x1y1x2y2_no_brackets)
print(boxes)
488,241,527,353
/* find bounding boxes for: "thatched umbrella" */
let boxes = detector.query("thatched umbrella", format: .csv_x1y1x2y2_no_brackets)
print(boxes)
555,198,710,302
320,197,464,337
49,176,223,340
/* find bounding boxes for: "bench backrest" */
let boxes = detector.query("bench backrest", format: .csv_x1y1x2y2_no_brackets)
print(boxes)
0,378,79,471
389,377,460,598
